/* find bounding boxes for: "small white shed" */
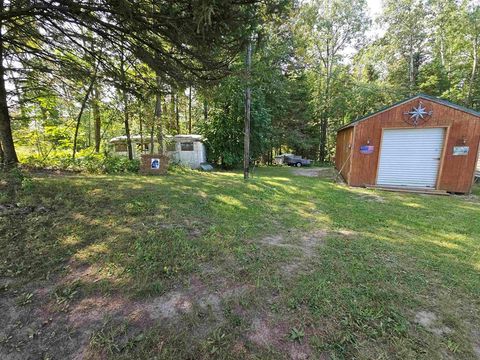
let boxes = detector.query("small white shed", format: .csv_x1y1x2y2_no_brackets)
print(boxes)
166,135,207,169
109,134,207,169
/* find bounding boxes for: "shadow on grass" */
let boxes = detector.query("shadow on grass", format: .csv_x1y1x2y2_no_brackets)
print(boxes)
1,167,479,359
1,168,479,298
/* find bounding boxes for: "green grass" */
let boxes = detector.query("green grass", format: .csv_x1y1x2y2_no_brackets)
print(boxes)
1,167,479,359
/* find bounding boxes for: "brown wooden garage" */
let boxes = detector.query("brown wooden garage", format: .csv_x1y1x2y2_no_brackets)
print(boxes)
335,94,480,194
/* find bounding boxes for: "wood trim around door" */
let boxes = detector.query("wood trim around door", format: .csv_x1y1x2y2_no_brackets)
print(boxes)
468,138,480,194
373,128,385,186
435,126,450,190
348,125,357,185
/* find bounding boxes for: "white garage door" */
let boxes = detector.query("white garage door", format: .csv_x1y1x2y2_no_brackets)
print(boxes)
377,128,445,188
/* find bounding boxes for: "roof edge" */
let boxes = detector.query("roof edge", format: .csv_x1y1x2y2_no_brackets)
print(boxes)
336,93,480,132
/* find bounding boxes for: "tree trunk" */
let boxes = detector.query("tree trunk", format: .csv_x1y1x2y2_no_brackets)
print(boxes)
188,86,192,133
123,90,133,160
0,8,18,166
319,116,328,162
409,38,415,95
119,44,133,160
35,109,47,157
170,92,175,133
72,73,96,160
467,36,478,106
440,35,445,67
269,144,273,165
149,123,154,155
155,75,164,155
175,93,180,134
0,140,4,165
92,85,101,152
244,40,252,180
318,48,331,163
139,107,143,155
203,100,208,122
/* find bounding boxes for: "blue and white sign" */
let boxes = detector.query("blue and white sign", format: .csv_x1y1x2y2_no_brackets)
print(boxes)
453,146,469,156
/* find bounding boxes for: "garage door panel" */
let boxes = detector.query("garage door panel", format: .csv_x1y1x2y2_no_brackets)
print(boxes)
377,128,445,188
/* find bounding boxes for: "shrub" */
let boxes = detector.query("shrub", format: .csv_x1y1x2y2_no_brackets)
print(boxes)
21,151,139,174
102,156,140,173
0,167,33,202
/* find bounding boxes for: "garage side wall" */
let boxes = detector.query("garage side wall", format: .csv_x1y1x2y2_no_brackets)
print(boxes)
348,98,480,193
335,127,354,183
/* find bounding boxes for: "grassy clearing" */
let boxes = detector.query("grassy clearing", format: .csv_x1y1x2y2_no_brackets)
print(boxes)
0,167,479,359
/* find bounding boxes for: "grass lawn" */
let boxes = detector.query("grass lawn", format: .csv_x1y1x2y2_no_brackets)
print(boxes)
1,167,479,359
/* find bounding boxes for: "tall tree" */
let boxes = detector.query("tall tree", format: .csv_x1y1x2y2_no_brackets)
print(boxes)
119,42,133,160
297,0,368,161
244,39,253,180
188,87,192,134
72,71,97,160
154,75,164,155
1,0,265,166
466,5,480,106
92,85,101,152
382,0,430,96
0,0,18,165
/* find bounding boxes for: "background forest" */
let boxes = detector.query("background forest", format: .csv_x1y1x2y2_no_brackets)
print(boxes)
1,0,479,171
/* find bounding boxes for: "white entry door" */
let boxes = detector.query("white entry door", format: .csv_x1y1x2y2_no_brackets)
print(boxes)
377,128,445,188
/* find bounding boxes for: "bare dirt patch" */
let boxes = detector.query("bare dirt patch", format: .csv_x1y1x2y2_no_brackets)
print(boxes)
63,260,103,284
414,311,452,336
291,167,334,179
145,276,250,323
335,229,357,237
261,230,327,257
358,193,386,203
261,229,328,278
248,316,312,360
300,230,327,256
147,218,207,239
68,295,135,328
0,266,250,360
472,330,480,357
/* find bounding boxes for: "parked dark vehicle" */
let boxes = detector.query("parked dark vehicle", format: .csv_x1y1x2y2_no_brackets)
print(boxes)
275,154,312,167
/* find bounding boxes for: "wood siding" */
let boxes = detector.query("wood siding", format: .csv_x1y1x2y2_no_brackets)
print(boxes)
338,97,480,193
335,126,354,183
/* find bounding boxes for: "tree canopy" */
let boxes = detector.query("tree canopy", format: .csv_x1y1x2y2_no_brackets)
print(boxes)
1,0,479,169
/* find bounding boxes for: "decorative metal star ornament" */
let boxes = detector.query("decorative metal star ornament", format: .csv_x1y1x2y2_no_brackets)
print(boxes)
403,102,433,126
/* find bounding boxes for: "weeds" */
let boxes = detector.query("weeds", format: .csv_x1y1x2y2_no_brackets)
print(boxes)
53,281,80,310
288,327,305,343
1,168,479,359
17,292,34,306
89,319,129,355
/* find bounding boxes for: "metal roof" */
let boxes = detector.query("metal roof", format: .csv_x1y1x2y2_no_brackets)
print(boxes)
109,134,203,143
337,94,480,132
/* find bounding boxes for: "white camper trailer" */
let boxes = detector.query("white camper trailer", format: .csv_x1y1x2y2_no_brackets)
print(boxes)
109,134,207,169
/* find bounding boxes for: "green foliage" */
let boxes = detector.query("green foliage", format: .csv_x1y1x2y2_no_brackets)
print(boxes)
21,151,140,174
198,75,272,168
5,0,480,168
0,167,33,202
2,168,479,358
288,327,305,342
102,156,141,174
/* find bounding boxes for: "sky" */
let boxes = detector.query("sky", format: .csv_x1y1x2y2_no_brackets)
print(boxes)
367,0,383,18
366,0,385,39
340,0,384,58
